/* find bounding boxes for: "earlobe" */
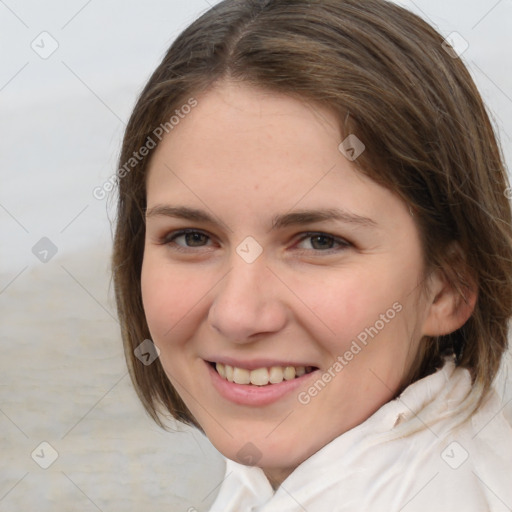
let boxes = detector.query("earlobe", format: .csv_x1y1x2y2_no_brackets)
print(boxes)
421,265,477,337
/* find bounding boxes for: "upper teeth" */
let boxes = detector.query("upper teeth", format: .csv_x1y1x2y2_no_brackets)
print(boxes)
215,363,307,386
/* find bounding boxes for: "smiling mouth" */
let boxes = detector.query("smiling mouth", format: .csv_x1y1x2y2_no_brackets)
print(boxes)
209,362,318,386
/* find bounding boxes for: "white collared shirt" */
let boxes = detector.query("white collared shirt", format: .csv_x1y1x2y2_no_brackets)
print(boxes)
208,358,512,511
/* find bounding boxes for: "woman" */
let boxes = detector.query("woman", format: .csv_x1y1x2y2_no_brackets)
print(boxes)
113,0,512,509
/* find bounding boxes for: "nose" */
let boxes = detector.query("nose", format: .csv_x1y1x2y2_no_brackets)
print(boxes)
208,256,288,343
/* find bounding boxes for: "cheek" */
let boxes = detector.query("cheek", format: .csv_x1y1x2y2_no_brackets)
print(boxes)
140,255,204,347
289,260,420,358
290,267,396,336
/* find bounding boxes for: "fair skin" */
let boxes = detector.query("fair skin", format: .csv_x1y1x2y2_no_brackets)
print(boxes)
141,80,472,488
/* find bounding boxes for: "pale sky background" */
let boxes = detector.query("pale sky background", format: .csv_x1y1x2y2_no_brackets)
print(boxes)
1,0,512,269
1,1,511,510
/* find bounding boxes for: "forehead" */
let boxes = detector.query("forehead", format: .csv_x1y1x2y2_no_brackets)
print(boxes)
145,81,408,230
151,82,342,177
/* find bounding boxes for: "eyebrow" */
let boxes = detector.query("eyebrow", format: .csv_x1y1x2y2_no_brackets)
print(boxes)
145,205,378,231
146,205,213,222
269,208,378,231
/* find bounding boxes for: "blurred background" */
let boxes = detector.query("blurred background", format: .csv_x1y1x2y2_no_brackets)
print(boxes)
1,0,511,510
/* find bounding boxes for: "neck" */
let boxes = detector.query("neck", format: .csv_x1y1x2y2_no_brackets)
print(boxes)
263,467,294,490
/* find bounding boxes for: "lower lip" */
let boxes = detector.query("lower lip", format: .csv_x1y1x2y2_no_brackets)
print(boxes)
206,361,318,406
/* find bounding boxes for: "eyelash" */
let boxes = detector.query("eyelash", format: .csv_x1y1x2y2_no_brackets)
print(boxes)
160,229,351,254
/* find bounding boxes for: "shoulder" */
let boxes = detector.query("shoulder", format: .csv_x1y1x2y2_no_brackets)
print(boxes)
359,369,512,512
310,362,512,511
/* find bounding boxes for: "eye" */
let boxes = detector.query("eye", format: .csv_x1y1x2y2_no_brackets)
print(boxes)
294,232,351,252
163,229,213,248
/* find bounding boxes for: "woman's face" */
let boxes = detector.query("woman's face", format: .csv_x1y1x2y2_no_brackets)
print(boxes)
141,81,436,485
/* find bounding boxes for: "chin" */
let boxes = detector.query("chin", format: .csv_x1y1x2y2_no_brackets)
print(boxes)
203,417,327,474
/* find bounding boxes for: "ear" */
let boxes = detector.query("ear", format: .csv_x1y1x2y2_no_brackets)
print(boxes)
421,248,478,337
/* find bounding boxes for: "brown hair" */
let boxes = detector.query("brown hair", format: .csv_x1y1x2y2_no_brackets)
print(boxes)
112,0,512,427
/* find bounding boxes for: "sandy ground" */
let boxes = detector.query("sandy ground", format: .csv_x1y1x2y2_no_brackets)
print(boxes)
0,246,225,511
1,0,512,510
1,245,511,512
